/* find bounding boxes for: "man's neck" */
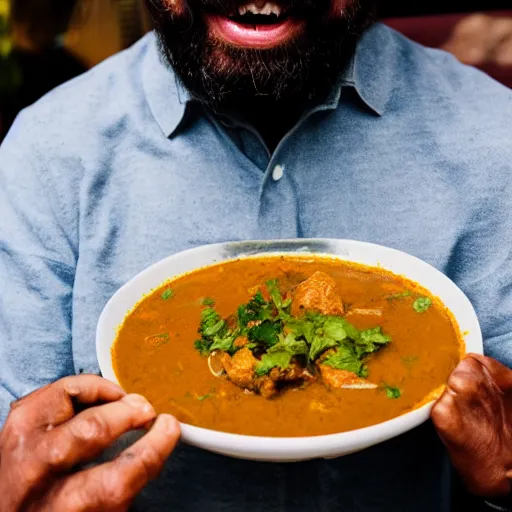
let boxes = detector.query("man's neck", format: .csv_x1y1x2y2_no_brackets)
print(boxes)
222,95,310,154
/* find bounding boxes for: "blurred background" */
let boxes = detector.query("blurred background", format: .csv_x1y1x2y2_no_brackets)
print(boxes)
0,0,511,141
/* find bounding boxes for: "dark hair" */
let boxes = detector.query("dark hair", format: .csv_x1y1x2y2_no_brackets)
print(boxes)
11,0,79,48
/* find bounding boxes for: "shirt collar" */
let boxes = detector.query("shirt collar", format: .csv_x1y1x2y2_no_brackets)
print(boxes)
142,32,192,138
142,23,395,137
336,23,397,116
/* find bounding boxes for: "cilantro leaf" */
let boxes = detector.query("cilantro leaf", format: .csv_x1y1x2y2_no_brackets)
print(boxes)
286,316,316,343
356,327,391,356
384,385,401,399
248,320,282,346
267,279,283,308
202,297,215,306
413,297,432,313
322,317,348,341
255,350,293,376
255,333,308,376
386,291,411,301
280,332,309,356
360,327,391,345
357,327,391,352
266,279,292,316
197,393,213,401
322,344,368,378
209,334,236,353
309,335,338,361
196,307,232,355
339,318,361,342
301,320,316,344
161,288,174,300
237,291,272,327
199,308,224,336
202,319,225,337
194,339,211,356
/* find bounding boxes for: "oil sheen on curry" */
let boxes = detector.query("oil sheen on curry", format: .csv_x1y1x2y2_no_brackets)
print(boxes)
113,256,464,437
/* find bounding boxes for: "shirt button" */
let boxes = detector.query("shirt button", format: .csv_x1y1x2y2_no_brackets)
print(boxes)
272,165,284,181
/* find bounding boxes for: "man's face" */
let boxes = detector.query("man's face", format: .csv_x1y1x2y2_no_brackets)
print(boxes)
145,0,375,108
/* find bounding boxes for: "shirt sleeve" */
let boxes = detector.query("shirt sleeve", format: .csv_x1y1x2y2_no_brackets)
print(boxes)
0,114,78,425
446,170,512,369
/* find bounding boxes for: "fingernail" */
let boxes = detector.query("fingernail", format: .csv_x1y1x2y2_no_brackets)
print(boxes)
156,414,179,435
123,394,155,415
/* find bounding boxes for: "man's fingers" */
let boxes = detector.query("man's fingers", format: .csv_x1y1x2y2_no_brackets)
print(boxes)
40,394,156,472
447,356,494,399
465,354,512,392
9,375,126,430
47,414,180,511
58,375,126,403
432,355,507,445
432,390,465,445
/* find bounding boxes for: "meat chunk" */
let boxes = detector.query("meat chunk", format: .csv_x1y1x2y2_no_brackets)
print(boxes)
256,376,277,398
220,348,277,397
220,348,256,389
234,336,249,348
269,361,315,383
318,363,377,390
291,271,344,317
220,349,313,398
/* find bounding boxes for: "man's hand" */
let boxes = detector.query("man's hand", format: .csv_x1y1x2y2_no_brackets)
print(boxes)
0,375,180,511
432,354,512,497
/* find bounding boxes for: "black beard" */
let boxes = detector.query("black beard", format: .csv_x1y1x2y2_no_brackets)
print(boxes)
145,0,375,110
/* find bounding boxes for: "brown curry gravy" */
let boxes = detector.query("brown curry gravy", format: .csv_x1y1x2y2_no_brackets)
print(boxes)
112,256,464,437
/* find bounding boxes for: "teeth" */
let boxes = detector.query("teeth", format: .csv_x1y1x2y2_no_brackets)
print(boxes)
238,2,282,16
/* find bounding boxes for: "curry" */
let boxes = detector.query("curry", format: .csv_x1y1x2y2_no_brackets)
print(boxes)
112,256,463,437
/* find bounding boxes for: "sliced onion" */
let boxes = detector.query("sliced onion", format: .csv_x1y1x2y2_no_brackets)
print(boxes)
341,382,379,389
346,308,383,317
207,351,225,378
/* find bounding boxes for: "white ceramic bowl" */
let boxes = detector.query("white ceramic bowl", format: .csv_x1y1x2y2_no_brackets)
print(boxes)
96,239,483,462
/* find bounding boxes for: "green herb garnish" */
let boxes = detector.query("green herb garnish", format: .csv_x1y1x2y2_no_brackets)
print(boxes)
194,339,211,356
323,344,368,378
256,350,293,376
255,333,308,376
386,291,411,301
356,327,391,356
197,393,213,401
202,297,215,306
195,307,237,355
161,288,174,300
309,335,338,361
383,385,402,399
248,320,282,346
237,290,273,326
194,279,392,383
413,297,432,313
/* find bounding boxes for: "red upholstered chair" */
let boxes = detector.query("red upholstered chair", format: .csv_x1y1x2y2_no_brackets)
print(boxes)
383,12,512,88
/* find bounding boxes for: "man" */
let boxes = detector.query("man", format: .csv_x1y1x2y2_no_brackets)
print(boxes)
0,0,511,510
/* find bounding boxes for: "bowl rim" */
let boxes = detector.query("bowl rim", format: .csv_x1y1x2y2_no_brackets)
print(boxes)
96,238,483,459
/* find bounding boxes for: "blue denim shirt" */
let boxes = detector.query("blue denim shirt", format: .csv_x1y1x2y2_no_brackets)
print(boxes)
1,23,511,511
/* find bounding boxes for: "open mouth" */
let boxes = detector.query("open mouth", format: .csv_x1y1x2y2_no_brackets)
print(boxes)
205,1,305,50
